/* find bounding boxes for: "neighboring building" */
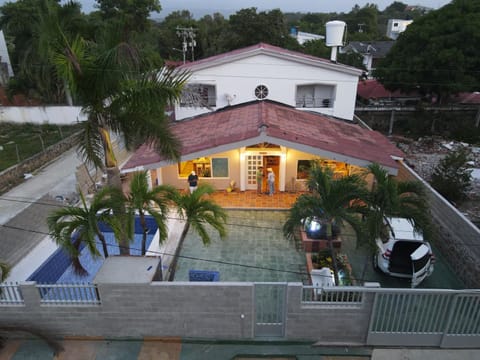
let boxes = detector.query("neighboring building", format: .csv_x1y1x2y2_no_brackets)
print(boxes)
450,92,480,105
0,30,14,86
386,19,413,40
121,43,404,192
340,41,394,78
290,26,325,45
173,43,361,122
357,79,421,106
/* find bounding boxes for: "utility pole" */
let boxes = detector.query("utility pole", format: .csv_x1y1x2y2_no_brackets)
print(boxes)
176,27,197,64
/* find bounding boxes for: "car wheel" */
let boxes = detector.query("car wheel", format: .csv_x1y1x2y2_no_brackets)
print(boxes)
372,253,382,273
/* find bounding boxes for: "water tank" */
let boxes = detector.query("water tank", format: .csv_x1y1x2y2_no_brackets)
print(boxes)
325,21,346,47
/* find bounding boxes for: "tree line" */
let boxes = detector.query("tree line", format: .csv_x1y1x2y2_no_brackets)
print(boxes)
4,0,475,105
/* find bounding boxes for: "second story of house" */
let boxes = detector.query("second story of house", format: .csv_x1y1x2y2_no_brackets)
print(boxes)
174,43,363,122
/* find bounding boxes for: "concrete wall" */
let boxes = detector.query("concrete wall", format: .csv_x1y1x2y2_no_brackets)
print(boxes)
397,162,480,288
0,132,81,193
0,282,372,342
285,284,372,344
0,106,85,125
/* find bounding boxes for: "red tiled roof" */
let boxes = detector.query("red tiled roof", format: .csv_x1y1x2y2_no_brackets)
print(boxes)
0,87,41,106
451,92,480,104
357,79,419,99
122,101,404,172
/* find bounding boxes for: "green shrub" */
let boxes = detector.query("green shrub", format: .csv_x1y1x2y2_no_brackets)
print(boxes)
430,148,473,203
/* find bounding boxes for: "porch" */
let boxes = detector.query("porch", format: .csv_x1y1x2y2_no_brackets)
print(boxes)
208,190,303,209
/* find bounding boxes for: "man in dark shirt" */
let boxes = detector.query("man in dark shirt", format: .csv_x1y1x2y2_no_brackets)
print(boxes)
188,171,198,193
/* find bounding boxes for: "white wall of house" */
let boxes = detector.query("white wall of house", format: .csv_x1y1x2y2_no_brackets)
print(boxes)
159,149,241,191
0,106,85,125
175,53,360,121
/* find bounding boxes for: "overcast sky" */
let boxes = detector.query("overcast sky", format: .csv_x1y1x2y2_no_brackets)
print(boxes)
58,0,451,17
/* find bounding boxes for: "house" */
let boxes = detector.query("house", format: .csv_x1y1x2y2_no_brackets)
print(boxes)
290,27,325,45
340,41,394,78
357,79,421,106
0,30,14,85
174,43,361,121
386,19,413,40
120,43,404,192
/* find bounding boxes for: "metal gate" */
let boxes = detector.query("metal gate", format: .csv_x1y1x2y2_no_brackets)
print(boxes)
367,291,480,348
254,283,287,338
441,294,480,347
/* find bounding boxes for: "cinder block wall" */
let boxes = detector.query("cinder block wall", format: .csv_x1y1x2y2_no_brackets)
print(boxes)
284,284,372,344
397,162,480,288
0,282,371,343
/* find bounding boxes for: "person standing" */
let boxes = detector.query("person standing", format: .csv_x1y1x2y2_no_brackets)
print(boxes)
256,166,264,194
267,168,275,196
188,171,198,193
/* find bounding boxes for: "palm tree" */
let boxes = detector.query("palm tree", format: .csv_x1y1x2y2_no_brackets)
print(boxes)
49,25,189,254
283,161,368,284
167,184,228,281
125,171,176,255
364,163,431,243
0,262,10,282
47,187,124,275
357,163,431,282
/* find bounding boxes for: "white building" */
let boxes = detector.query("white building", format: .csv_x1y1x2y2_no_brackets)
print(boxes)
290,27,325,45
174,43,362,121
121,43,405,192
386,19,413,40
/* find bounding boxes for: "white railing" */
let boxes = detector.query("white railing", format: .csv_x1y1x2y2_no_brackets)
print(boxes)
37,283,101,305
295,96,333,108
0,282,24,305
302,285,364,307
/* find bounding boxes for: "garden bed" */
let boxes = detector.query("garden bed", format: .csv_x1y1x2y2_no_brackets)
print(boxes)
300,230,341,252
306,249,356,286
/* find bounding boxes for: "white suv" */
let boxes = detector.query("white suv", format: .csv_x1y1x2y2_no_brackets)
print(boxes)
373,217,435,287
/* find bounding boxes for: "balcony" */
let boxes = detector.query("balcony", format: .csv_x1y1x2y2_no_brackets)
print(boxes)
296,96,333,108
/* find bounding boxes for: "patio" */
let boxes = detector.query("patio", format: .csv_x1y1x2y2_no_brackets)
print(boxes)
174,190,464,289
207,190,302,209
173,209,309,283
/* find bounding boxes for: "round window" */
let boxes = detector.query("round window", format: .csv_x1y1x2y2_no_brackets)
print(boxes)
254,85,269,100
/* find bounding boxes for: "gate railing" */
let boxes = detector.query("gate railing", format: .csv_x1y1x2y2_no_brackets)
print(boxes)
37,283,101,305
367,288,480,347
302,285,365,307
0,282,24,306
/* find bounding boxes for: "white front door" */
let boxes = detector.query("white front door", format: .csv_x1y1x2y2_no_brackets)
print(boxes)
246,155,263,190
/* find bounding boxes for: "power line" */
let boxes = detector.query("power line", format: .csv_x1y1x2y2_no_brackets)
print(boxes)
0,223,313,278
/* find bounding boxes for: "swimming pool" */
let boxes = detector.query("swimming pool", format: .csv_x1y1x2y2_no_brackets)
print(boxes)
27,216,159,283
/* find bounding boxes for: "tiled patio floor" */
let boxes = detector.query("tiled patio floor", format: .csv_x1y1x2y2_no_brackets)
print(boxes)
174,209,309,283
208,190,303,209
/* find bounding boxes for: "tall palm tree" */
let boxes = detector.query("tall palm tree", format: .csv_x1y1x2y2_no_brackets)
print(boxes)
167,184,228,281
50,25,189,254
52,32,189,186
47,187,124,275
283,161,368,284
364,163,431,244
125,171,176,255
0,262,10,282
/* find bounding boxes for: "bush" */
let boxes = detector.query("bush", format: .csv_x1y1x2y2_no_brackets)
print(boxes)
430,148,473,203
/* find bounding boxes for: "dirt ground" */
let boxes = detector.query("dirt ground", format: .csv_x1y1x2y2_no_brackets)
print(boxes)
393,136,480,226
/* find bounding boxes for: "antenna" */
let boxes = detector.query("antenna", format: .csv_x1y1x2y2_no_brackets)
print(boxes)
176,27,197,64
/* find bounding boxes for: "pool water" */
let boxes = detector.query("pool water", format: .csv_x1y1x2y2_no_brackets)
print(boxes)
28,216,158,283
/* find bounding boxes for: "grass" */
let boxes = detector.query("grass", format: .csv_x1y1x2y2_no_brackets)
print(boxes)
0,122,83,171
